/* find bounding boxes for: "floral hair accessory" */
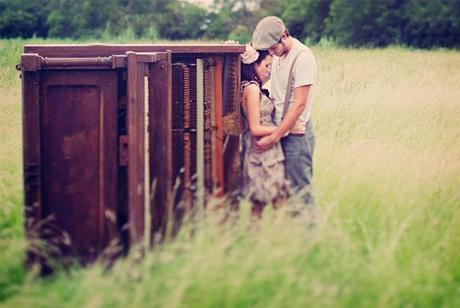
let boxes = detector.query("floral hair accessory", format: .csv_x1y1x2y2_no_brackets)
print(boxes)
240,44,259,64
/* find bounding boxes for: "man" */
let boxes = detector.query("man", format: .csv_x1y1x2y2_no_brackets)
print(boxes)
252,16,317,206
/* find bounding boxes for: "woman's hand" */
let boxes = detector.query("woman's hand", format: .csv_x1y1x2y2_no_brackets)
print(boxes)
254,134,277,152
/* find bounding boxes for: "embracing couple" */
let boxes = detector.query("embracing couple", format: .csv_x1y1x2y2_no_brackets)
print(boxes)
239,16,317,219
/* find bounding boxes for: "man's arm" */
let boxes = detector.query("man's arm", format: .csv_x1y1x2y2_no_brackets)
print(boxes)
256,84,311,148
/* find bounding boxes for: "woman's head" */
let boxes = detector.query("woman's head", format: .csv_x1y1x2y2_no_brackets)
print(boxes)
241,46,272,86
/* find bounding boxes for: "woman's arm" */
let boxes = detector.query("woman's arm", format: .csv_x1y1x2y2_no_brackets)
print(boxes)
243,84,277,137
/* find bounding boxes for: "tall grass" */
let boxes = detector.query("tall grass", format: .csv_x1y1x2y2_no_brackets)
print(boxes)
0,39,459,307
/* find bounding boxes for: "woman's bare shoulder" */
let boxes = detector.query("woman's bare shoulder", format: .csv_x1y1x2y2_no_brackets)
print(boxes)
242,82,260,95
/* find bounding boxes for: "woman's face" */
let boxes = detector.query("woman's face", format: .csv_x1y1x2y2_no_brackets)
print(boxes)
255,55,273,84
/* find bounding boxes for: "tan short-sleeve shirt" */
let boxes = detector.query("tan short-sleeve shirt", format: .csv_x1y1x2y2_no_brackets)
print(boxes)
270,38,317,127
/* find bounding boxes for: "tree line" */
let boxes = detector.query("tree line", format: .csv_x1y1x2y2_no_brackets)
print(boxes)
1,0,459,48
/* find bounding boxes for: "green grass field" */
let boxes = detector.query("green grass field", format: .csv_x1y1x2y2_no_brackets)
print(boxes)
1,38,459,307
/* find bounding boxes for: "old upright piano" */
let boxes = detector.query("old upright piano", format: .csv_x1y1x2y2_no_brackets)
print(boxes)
19,43,245,266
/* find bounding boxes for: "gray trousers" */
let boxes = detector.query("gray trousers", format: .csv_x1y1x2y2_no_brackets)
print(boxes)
280,120,315,206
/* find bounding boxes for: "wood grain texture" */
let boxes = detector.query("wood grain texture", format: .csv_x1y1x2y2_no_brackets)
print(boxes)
148,52,172,240
39,70,118,264
24,44,245,58
127,52,145,245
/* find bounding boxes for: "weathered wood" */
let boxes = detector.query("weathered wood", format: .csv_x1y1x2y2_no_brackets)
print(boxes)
222,55,242,194
24,44,245,58
20,54,117,71
212,57,224,195
23,71,41,266
203,63,213,194
39,70,118,264
20,54,42,71
21,44,244,265
148,52,172,239
42,56,113,68
196,59,205,210
127,52,146,245
182,65,193,212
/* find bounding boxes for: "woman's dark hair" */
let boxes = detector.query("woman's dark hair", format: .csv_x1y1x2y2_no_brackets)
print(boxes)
241,49,270,87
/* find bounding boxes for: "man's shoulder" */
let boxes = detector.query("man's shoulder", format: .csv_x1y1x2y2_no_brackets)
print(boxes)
291,39,316,82
291,38,315,62
292,38,312,52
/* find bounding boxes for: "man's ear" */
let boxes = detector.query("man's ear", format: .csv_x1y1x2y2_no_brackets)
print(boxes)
280,32,287,42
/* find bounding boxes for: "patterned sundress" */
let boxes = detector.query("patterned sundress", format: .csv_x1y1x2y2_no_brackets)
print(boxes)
241,81,291,203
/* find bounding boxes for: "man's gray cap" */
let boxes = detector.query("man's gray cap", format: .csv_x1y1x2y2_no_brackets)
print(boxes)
252,16,286,50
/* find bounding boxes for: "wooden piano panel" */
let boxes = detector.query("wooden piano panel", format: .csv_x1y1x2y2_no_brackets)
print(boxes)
39,70,118,264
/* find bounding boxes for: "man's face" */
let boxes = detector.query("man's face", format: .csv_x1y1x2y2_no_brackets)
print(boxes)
268,34,287,57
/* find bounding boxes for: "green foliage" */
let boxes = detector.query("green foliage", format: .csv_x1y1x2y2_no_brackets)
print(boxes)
228,25,251,44
205,0,255,40
325,0,460,48
281,0,331,43
258,0,285,16
401,0,460,48
46,0,124,38
303,0,330,43
1,39,460,306
325,0,403,47
155,1,207,40
1,0,459,47
0,0,50,38
46,0,83,38
280,0,309,38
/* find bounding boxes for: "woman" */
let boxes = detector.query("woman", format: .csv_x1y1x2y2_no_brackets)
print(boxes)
240,45,290,219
